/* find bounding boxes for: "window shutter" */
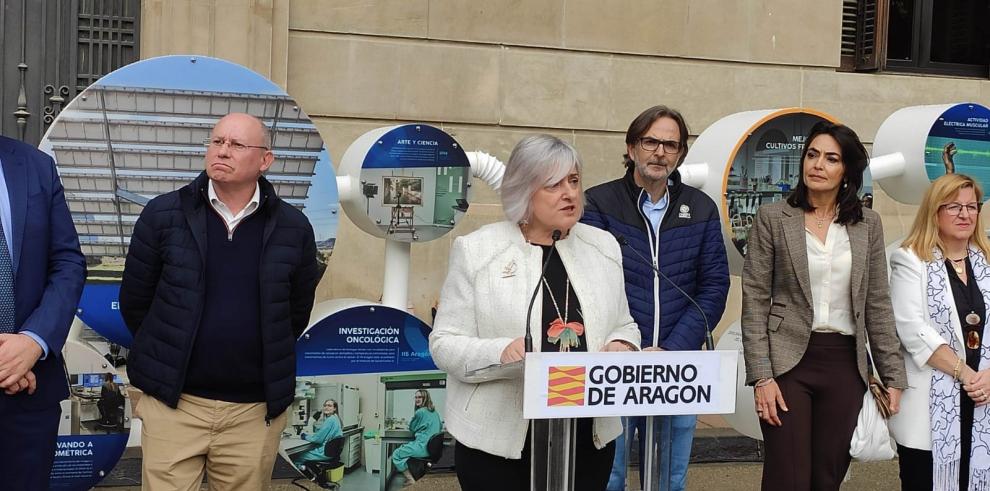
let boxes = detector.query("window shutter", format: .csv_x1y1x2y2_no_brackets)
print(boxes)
841,0,889,71
840,0,860,70
855,0,888,71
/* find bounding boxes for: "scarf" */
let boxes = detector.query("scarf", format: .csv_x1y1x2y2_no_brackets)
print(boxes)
927,246,990,490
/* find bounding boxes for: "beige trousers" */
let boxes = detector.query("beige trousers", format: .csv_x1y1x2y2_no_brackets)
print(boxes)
137,393,287,491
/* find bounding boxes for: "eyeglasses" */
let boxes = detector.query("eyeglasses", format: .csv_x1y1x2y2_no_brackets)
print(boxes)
203,137,269,152
940,202,982,216
638,137,682,154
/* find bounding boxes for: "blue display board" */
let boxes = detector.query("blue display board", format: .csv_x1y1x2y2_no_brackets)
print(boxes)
50,435,128,489
297,305,436,376
362,125,469,170
51,360,131,490
76,283,132,347
283,305,445,489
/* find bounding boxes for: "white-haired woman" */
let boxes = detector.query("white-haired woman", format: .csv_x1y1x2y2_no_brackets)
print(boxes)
429,134,641,491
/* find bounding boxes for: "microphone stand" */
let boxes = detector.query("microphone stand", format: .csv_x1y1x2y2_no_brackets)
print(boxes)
615,233,713,491
524,229,569,491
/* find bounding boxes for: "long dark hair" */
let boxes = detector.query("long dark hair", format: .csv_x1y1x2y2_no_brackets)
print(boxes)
786,121,867,225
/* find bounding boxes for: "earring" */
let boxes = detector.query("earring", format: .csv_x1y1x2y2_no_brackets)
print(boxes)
843,181,848,189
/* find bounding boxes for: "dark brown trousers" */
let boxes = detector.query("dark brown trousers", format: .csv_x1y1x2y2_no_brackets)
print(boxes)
760,332,866,491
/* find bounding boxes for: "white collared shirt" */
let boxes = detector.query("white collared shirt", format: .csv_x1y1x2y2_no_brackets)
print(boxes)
208,180,260,239
806,222,855,335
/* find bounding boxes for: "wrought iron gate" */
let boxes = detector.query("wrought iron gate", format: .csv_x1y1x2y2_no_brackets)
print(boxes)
0,0,139,144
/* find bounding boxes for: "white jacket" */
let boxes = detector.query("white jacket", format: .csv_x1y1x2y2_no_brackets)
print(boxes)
429,221,641,459
887,247,969,450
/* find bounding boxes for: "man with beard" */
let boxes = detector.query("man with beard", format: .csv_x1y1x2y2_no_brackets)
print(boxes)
581,105,729,491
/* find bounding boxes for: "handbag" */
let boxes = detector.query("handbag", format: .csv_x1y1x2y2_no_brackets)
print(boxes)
849,348,896,461
867,378,893,418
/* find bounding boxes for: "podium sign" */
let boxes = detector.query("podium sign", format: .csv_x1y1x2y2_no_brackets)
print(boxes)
523,350,738,419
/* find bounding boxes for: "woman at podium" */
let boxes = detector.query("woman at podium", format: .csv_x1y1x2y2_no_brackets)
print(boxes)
741,121,906,490
430,134,641,491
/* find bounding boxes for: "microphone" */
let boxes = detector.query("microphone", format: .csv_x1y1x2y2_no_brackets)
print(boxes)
524,229,562,353
613,234,714,350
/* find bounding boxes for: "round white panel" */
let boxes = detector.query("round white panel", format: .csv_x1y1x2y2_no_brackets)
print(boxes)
686,108,838,274
874,102,990,205
338,124,471,242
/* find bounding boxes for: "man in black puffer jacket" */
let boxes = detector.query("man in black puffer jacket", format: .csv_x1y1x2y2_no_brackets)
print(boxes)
582,105,729,491
120,113,320,490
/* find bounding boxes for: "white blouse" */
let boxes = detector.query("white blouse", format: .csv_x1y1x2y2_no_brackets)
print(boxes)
805,223,855,336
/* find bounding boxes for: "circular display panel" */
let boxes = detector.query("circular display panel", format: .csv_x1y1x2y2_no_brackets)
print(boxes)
338,124,470,243
723,112,831,258
39,55,338,348
686,108,860,275
924,103,990,187
874,103,990,205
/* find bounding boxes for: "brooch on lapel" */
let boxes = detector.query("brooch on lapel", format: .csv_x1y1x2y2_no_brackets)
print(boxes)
501,259,517,278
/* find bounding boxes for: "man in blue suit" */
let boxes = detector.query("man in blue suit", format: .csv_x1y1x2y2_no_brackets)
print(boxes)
0,135,86,490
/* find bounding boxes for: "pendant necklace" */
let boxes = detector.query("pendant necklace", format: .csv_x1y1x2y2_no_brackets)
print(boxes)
812,208,835,230
543,278,584,352
966,307,982,349
951,256,983,350
949,257,966,276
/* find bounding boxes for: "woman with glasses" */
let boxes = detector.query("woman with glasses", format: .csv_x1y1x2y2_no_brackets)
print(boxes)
583,105,730,491
741,121,907,490
888,173,990,490
309,399,342,433
293,399,343,470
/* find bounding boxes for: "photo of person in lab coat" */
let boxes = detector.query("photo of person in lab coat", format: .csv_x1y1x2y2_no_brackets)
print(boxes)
293,399,344,469
310,398,342,433
392,389,442,486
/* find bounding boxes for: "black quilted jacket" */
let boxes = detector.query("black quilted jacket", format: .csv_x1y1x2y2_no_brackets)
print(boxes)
120,172,319,419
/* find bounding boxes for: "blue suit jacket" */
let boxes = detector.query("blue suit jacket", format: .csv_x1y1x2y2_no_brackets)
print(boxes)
0,135,85,409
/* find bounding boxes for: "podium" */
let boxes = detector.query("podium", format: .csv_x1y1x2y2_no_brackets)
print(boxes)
507,350,738,491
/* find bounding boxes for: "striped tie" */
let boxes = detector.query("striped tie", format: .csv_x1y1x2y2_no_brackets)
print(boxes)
0,219,15,334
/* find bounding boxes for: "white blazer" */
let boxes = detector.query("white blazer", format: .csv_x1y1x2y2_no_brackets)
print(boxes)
887,247,969,450
429,221,641,459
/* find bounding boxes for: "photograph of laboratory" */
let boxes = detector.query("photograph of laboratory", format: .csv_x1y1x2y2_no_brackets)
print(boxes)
60,370,131,436
359,166,469,242
60,321,134,438
280,372,449,490
724,113,876,257
724,113,829,256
